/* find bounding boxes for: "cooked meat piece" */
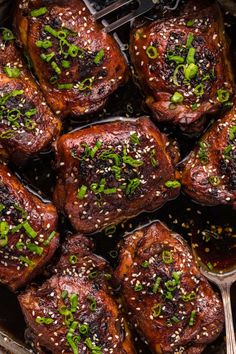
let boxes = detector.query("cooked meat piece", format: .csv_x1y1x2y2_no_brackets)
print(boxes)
14,0,128,119
130,2,234,130
0,164,59,291
53,117,180,234
114,221,224,354
19,234,135,354
180,103,236,207
0,27,61,164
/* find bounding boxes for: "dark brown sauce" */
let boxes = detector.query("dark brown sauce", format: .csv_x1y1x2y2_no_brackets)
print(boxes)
0,1,236,353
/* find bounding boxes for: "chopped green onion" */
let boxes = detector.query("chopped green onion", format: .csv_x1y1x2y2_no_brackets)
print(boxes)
109,250,118,258
146,45,158,59
25,108,37,118
68,44,79,58
186,47,196,65
186,19,195,27
0,130,16,139
77,185,87,200
84,338,102,353
126,178,141,195
16,242,25,250
104,224,116,235
57,83,73,90
217,89,230,103
36,317,53,325
162,250,173,264
36,40,52,49
77,77,94,91
4,67,21,78
152,277,161,294
79,324,89,335
150,148,158,167
44,25,59,38
62,60,71,68
88,296,97,311
70,294,78,313
61,290,68,299
194,83,204,97
184,63,198,80
123,156,143,167
19,255,34,266
223,145,233,159
69,255,78,265
165,180,181,188
66,321,79,354
25,119,36,131
94,49,105,64
167,53,184,64
134,284,143,292
171,316,180,323
27,243,43,255
191,103,198,110
88,271,97,279
2,28,15,42
22,221,37,238
90,140,103,158
0,221,9,237
189,310,197,326
198,141,209,164
51,61,61,75
0,204,5,213
172,64,185,86
43,231,56,246
171,92,184,104
130,133,140,145
30,7,48,17
141,260,149,268
152,303,162,318
182,291,197,302
165,279,177,292
208,176,221,187
186,33,194,48
164,291,173,300
40,52,55,62
229,126,236,140
207,262,214,270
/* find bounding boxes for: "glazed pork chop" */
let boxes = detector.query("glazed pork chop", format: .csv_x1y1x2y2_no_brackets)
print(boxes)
130,2,234,131
181,103,236,207
114,221,224,354
19,234,135,354
0,164,59,291
14,0,128,119
53,117,180,234
0,27,61,163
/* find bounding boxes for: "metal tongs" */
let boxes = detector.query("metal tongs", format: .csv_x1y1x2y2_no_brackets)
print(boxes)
84,0,181,32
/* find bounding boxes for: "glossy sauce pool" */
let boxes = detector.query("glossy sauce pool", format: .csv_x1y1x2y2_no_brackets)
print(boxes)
0,0,236,353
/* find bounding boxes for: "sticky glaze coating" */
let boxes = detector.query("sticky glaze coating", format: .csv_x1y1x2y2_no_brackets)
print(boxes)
130,2,234,130
0,164,59,291
0,28,61,163
181,103,236,207
19,234,135,354
14,0,129,119
53,117,180,234
114,221,224,354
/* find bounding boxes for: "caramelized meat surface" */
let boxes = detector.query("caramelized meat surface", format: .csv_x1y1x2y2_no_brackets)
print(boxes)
0,164,59,291
114,221,224,354
54,117,180,234
14,0,128,119
0,28,61,163
19,234,135,354
130,3,234,130
181,104,236,207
